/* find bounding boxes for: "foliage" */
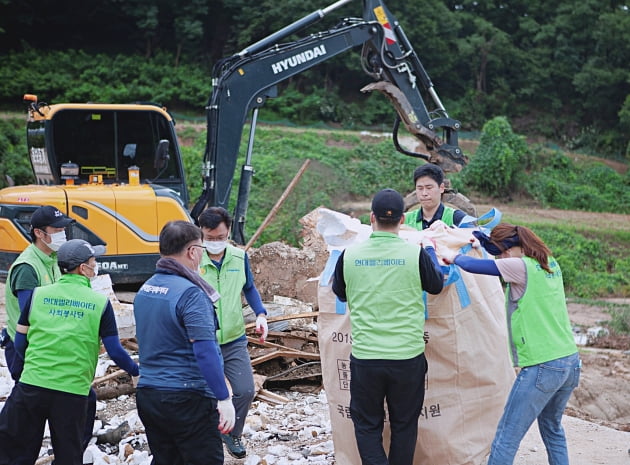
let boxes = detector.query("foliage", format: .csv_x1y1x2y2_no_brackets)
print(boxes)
461,116,528,197
0,50,210,108
0,0,629,155
225,127,419,246
608,304,630,334
0,117,33,188
524,151,630,213
500,223,630,299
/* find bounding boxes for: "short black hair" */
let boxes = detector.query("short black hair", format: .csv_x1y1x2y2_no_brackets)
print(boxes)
198,207,233,230
413,164,445,185
159,221,202,256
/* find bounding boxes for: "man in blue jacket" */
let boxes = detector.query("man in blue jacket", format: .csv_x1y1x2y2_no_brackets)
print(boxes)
134,220,235,465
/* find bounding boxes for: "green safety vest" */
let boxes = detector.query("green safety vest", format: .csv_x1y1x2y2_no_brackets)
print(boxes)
343,231,425,360
20,273,106,396
506,256,577,367
5,244,61,339
404,205,456,230
199,245,247,345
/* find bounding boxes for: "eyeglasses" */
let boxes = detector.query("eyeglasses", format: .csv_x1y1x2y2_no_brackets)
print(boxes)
188,244,205,251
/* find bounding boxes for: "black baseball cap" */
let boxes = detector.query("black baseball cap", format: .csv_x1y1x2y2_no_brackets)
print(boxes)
371,188,404,221
57,239,106,271
30,205,74,229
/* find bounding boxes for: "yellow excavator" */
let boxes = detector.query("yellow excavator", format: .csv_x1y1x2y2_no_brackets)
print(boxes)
0,0,468,284
0,97,192,283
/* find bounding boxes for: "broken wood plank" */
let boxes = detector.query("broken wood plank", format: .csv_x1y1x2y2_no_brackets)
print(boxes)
250,349,320,366
256,388,290,404
267,331,319,343
95,383,136,401
92,368,128,386
246,336,306,353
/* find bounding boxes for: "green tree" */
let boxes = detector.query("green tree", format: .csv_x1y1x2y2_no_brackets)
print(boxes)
0,118,33,188
462,116,527,197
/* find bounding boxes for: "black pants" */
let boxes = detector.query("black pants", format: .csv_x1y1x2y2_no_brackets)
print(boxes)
0,383,87,465
1,330,23,382
1,330,95,453
136,387,223,465
350,353,428,465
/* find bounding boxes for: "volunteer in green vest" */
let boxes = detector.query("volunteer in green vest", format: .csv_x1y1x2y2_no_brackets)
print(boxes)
331,188,444,465
198,207,268,460
0,239,139,465
441,223,580,465
404,164,466,230
2,205,73,380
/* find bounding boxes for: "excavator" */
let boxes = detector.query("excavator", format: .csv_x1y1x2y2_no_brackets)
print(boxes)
0,0,467,284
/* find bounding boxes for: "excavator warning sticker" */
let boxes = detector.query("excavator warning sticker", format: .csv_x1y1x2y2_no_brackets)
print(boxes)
373,6,397,45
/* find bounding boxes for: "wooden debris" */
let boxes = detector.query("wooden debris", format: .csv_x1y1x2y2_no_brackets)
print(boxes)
250,349,320,366
256,388,290,405
94,382,135,401
93,368,128,386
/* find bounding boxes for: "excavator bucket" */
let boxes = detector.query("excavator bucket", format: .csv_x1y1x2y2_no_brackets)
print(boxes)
361,81,468,173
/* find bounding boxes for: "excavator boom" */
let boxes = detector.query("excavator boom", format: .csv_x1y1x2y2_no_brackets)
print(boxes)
191,0,467,243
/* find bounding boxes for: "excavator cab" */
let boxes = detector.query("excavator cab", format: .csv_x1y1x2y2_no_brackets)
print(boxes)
0,96,192,284
24,96,189,205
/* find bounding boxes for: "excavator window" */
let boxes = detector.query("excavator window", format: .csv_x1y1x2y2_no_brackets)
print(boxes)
50,108,180,184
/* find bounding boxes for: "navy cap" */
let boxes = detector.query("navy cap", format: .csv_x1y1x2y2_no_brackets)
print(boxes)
30,206,74,229
472,230,520,256
372,189,404,221
57,239,106,271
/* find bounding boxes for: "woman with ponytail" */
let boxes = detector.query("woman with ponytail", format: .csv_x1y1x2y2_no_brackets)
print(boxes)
441,223,580,465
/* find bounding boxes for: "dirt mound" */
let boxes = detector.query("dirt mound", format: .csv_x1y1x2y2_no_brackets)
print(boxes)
248,241,328,309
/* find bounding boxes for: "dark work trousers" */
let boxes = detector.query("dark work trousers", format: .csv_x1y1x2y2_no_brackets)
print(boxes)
136,387,223,465
83,387,97,450
1,332,24,381
350,352,428,465
0,383,87,465
221,336,256,438
1,330,95,454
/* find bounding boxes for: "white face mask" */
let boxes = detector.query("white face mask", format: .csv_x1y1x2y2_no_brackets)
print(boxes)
204,240,227,255
84,262,99,279
46,230,67,252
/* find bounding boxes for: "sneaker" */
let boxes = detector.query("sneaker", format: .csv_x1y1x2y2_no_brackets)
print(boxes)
221,433,246,459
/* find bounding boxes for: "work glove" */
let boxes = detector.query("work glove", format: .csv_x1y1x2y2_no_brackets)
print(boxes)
420,236,436,250
217,398,236,434
255,314,268,343
440,248,458,265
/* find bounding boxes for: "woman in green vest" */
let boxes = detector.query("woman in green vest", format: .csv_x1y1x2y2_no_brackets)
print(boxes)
441,223,580,465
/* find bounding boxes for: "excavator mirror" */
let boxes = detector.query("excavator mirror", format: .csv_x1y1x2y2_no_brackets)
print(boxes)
153,139,170,170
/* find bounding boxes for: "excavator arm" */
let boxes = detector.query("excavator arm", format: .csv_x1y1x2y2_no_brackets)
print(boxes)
191,0,467,243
